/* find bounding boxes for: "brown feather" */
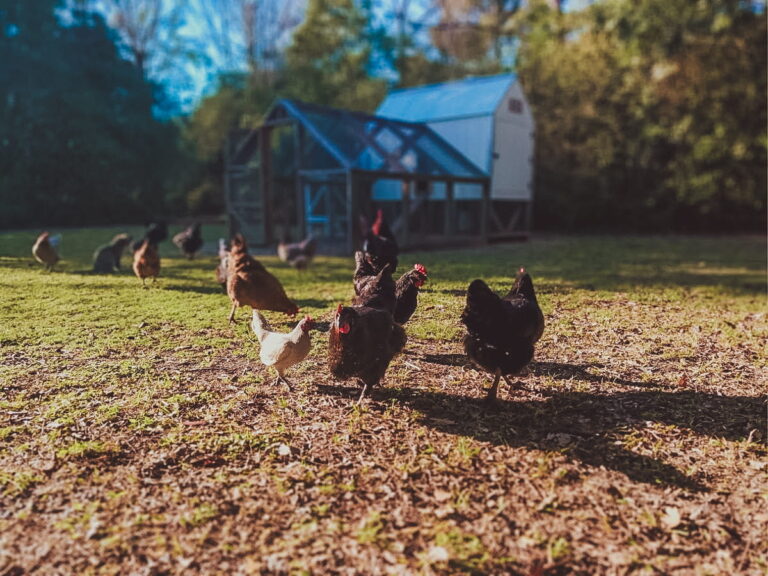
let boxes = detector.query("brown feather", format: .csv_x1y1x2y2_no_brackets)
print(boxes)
226,234,298,317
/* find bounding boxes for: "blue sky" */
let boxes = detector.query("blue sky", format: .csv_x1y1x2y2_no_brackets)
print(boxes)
94,0,622,114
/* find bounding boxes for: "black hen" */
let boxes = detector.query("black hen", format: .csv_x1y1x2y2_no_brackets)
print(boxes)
173,223,204,259
460,268,545,402
352,251,396,312
328,304,407,403
362,209,398,273
393,264,428,325
132,222,168,252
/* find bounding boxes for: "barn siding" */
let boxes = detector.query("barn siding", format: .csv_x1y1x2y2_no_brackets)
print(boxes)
425,116,494,174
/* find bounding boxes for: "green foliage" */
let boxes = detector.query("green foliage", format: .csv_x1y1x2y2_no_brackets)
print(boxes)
284,0,386,112
515,0,766,232
396,52,463,89
0,3,190,228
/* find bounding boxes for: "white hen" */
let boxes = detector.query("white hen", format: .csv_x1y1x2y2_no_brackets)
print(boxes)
215,238,229,291
251,311,314,390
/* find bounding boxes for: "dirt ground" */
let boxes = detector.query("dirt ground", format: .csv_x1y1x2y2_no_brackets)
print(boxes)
0,234,766,574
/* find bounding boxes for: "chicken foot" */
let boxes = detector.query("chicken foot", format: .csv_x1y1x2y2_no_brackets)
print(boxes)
275,374,295,392
502,375,522,389
228,303,238,324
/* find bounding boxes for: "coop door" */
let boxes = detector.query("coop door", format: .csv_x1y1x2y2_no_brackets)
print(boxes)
492,120,533,200
304,179,348,241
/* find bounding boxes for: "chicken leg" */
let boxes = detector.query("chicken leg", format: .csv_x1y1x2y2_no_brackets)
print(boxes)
228,303,238,324
275,371,294,392
502,375,521,389
485,370,501,402
356,382,369,405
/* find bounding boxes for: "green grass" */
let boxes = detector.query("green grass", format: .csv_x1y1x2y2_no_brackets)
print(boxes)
0,226,765,574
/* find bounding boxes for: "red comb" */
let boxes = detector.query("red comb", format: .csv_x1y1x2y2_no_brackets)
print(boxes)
519,267,526,274
414,263,427,276
372,209,384,236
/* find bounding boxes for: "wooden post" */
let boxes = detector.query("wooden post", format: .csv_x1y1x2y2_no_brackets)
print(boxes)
401,179,411,249
480,180,490,242
259,126,273,245
294,124,306,239
525,199,533,234
419,180,429,240
360,176,373,222
346,172,355,254
445,180,454,236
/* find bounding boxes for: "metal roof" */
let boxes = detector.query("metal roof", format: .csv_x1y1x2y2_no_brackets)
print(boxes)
264,99,488,180
376,74,516,123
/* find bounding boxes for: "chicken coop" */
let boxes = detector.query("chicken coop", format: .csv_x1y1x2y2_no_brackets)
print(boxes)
224,99,490,254
377,74,535,237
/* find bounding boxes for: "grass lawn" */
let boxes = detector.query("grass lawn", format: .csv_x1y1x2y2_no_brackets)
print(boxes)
0,226,766,575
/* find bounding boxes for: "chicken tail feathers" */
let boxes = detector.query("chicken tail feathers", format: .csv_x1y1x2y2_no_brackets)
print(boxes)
251,311,271,341
462,279,502,330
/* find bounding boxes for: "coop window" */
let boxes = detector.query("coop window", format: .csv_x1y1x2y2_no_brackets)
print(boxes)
508,98,523,114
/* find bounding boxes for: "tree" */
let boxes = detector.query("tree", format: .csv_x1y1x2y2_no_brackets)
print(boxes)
429,0,523,68
179,74,278,215
514,0,766,232
97,0,187,78
190,0,303,81
284,0,386,111
0,2,188,227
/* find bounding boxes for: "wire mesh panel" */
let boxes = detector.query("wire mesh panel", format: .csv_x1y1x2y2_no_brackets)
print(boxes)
304,177,348,242
276,100,487,180
226,169,265,244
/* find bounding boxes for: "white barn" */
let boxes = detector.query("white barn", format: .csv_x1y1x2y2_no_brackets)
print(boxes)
377,74,535,236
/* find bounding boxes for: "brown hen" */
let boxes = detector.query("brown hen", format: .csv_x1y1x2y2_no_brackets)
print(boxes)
32,232,61,271
226,234,298,323
132,240,160,286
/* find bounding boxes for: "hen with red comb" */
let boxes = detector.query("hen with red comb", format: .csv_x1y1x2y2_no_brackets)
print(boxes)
251,311,315,390
328,303,407,403
361,208,398,273
393,263,428,325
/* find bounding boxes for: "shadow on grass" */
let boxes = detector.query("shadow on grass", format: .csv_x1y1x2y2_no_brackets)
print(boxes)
420,352,468,367
297,298,335,309
315,382,765,492
531,361,661,389
312,321,331,333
